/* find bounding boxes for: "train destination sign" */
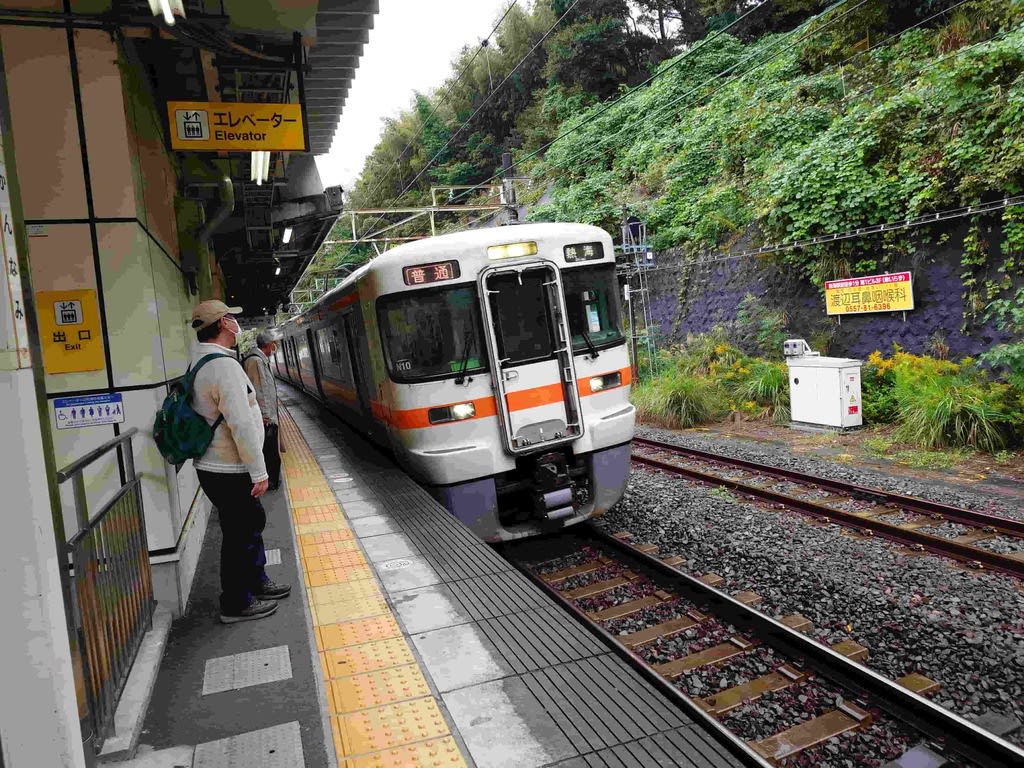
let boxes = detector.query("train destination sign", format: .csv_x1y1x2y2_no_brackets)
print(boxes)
825,271,914,316
166,101,306,151
402,260,461,286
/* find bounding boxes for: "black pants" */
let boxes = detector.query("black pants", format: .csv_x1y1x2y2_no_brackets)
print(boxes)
197,469,268,614
264,423,281,488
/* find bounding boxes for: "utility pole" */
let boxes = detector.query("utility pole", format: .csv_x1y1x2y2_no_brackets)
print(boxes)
501,152,518,225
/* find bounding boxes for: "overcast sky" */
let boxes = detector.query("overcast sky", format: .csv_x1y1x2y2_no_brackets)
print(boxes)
314,0,516,192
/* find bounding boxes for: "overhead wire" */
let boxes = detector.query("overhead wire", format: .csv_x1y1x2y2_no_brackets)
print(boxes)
357,0,584,242
354,0,519,215
451,0,1000,235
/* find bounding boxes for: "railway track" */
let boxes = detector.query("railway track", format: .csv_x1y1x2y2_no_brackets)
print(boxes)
506,526,1024,768
631,436,1024,579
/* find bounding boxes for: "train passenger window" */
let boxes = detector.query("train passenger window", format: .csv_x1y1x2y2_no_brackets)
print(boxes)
562,264,623,353
488,268,556,366
377,285,486,382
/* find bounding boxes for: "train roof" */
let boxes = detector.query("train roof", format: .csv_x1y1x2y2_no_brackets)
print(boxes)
278,222,613,329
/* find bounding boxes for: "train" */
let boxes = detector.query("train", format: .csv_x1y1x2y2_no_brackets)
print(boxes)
270,222,635,542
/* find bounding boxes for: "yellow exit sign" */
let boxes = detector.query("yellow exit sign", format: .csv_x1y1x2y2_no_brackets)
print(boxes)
167,101,306,151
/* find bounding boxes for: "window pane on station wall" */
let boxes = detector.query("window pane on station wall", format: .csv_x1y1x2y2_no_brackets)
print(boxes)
0,26,87,220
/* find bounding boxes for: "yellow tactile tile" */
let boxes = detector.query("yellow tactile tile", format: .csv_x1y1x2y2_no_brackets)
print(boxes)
278,406,466,768
336,698,450,755
344,737,468,768
313,595,391,624
299,536,356,557
294,503,344,522
296,520,354,535
290,487,340,508
318,617,403,650
306,564,375,587
331,664,431,713
311,581,383,606
304,551,366,571
323,638,417,678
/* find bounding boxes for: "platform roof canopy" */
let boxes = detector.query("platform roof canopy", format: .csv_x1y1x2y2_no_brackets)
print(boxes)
90,1,378,316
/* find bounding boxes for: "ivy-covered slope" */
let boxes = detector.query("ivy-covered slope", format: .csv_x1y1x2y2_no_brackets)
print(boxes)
529,0,1024,298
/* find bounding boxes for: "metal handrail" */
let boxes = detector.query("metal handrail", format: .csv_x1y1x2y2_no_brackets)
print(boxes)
56,427,154,755
56,427,138,483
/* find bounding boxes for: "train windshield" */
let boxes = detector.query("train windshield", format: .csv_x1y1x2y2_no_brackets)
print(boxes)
562,264,623,352
378,285,487,382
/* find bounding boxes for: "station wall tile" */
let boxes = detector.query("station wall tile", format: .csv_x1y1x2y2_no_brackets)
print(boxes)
0,26,87,220
97,222,164,388
76,29,137,219
26,223,108,394
148,236,191,381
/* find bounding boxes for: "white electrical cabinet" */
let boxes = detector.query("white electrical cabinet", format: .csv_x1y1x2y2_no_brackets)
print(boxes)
785,342,862,430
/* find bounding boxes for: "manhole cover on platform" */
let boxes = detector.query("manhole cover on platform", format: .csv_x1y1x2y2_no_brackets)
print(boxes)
381,559,413,571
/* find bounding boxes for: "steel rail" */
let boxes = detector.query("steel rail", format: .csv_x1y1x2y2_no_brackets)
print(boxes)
508,547,773,768
633,436,1024,535
632,438,1024,578
511,526,1024,768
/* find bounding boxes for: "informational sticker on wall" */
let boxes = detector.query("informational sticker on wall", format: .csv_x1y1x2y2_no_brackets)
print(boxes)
54,392,124,430
825,271,914,316
166,101,306,151
36,289,105,374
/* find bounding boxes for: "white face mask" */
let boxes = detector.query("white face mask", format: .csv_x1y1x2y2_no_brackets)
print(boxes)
224,317,241,341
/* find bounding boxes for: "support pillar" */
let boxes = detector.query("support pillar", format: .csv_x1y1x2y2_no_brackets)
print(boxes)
0,42,87,768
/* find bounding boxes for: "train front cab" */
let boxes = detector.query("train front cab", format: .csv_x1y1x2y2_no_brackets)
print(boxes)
377,230,635,542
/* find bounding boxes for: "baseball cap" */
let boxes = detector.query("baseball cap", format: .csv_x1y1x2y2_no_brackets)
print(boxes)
191,300,243,329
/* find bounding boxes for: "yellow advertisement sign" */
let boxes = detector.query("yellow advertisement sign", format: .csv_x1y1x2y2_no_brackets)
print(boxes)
166,101,306,151
825,271,914,316
36,289,105,374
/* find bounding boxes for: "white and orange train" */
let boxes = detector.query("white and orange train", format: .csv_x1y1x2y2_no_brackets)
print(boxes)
271,222,635,542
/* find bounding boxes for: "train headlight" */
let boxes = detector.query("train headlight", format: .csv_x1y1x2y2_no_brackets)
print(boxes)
428,402,477,424
564,242,604,262
487,241,537,259
588,372,622,392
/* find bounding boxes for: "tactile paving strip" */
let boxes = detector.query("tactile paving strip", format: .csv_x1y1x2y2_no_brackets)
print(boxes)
279,408,469,768
331,664,432,713
323,637,417,678
342,736,466,768
335,697,450,755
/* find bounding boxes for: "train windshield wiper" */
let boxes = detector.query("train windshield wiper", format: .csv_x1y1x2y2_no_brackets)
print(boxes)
454,325,475,384
579,326,600,360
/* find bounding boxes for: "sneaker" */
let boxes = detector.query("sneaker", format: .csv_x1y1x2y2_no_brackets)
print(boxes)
255,580,291,600
220,599,278,624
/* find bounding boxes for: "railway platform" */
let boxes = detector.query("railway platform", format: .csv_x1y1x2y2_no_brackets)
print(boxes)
130,384,743,768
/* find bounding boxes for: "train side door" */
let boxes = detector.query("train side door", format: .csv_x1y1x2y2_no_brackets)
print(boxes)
479,261,583,454
305,328,326,398
342,313,371,416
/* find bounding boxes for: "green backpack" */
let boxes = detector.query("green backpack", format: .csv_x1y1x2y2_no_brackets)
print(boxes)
154,353,233,465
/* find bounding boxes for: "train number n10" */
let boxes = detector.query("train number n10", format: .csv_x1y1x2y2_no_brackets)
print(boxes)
403,260,461,286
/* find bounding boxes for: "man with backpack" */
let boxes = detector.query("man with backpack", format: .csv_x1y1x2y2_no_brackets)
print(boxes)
187,300,291,624
242,330,282,492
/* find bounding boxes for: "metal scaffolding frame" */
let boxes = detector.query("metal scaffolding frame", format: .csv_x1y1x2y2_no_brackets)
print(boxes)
616,218,659,380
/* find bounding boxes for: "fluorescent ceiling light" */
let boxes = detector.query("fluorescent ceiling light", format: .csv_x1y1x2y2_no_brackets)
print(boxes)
275,266,281,276
282,227,293,244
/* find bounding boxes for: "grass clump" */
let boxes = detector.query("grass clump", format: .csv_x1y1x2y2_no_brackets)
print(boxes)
631,368,720,429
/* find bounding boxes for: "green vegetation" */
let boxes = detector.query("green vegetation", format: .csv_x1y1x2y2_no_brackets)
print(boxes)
636,334,1024,455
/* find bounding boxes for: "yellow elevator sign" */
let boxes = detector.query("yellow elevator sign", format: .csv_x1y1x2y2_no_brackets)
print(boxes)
36,289,105,374
166,101,306,151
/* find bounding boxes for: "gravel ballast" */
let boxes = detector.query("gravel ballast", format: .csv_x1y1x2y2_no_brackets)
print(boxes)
636,425,1024,523
598,465,1024,737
